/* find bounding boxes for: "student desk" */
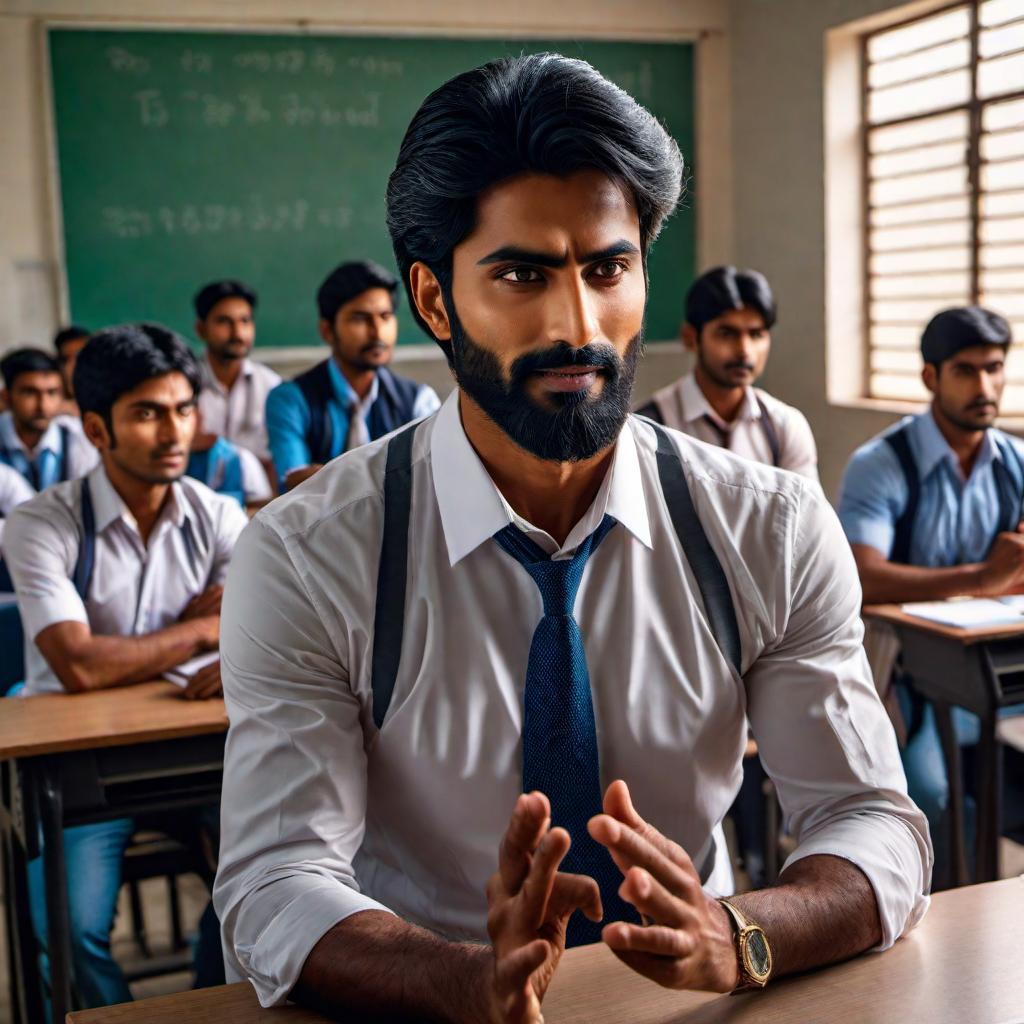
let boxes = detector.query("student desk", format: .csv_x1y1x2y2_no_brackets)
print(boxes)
0,682,227,1024
862,604,1024,884
65,877,1024,1024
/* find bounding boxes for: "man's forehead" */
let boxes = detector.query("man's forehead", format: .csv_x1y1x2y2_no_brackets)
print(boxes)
14,371,62,389
209,296,252,319
118,371,195,405
948,344,1007,366
342,287,395,314
710,307,767,330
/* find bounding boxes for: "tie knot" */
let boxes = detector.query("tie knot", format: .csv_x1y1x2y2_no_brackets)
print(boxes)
493,514,616,617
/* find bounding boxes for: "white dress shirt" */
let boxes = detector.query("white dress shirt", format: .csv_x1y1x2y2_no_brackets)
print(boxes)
4,463,248,695
198,354,282,461
214,391,931,1007
0,463,34,552
647,373,819,481
0,411,99,488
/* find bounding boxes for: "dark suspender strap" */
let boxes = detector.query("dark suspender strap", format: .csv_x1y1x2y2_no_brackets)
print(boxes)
58,425,71,483
370,421,420,729
73,477,96,600
647,420,742,676
633,400,664,425
883,426,919,565
992,433,1024,540
755,397,782,469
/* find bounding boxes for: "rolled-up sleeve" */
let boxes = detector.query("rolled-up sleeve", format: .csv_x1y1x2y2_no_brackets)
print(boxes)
214,517,393,1007
745,485,932,949
837,441,906,558
265,381,313,487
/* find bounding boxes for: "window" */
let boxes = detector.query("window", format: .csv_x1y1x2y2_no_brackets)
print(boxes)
864,0,1024,409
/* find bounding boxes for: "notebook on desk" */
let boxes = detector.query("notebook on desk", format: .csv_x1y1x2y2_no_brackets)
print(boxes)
900,597,1024,629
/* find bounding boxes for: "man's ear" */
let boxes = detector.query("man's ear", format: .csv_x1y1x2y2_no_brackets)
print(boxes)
317,318,335,345
194,319,207,343
922,362,938,396
81,410,109,452
408,262,452,342
681,323,698,354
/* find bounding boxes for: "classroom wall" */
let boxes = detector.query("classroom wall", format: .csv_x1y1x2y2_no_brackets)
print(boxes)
0,0,733,406
729,0,950,499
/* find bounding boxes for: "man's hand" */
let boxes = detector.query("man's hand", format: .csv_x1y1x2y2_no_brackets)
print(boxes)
589,780,738,993
979,532,1024,595
284,465,323,491
179,585,224,621
182,659,222,700
486,792,602,1024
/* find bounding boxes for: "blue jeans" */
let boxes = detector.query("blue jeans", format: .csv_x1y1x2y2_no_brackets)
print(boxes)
27,817,136,1009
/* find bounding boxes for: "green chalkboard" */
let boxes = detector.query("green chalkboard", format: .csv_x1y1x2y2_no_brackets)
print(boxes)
48,29,694,347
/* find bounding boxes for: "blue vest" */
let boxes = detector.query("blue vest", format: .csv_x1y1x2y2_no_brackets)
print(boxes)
187,437,245,507
294,361,421,465
0,424,71,491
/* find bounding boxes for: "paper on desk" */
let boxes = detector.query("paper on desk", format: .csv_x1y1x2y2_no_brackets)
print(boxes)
900,599,1024,628
997,595,1024,612
163,650,219,688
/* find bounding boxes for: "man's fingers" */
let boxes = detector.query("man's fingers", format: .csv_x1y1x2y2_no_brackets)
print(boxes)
588,816,698,900
494,939,549,1020
183,663,222,700
602,780,644,829
548,872,603,924
603,943,685,989
618,867,692,929
602,920,697,961
518,827,570,928
499,792,551,894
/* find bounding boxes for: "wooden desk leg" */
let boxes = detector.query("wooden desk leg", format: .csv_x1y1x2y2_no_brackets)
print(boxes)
933,701,969,887
975,709,1002,883
2,818,45,1024
39,760,73,1024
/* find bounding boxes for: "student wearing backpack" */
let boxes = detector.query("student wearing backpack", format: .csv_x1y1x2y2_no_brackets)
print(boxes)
265,260,440,491
216,54,930,1023
839,305,1024,889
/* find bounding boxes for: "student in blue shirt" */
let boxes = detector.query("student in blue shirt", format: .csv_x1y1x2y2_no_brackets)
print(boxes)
838,305,1024,888
265,260,441,490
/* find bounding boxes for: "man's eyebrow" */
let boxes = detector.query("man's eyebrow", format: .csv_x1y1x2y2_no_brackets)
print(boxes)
477,239,640,267
127,399,196,411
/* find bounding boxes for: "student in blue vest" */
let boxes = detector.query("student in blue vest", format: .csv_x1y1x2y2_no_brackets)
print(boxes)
187,408,273,508
215,54,930,1022
0,348,97,490
264,260,441,490
838,306,1024,889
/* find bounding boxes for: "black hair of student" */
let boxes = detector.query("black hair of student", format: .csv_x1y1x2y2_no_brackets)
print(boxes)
921,305,1011,371
684,266,777,335
53,325,91,355
74,323,202,435
316,260,399,324
386,52,685,343
1,348,60,391
193,280,258,321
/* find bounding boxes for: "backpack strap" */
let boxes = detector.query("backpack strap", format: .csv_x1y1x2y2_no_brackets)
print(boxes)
883,425,919,565
633,399,664,424
754,397,782,469
73,477,96,600
294,360,335,465
370,420,420,729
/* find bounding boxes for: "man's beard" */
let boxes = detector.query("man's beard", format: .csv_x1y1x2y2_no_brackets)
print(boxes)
447,308,641,463
939,394,998,433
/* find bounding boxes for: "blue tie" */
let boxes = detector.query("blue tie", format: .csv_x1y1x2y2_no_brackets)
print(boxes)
494,513,639,946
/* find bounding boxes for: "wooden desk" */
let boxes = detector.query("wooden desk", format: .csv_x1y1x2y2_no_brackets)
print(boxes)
67,878,1024,1024
863,603,1024,885
0,682,227,1024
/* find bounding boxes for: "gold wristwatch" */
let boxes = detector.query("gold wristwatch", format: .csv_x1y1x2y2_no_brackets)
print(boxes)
717,898,773,990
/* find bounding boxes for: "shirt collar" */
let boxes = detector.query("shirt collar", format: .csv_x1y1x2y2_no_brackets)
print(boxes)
327,357,379,411
679,372,759,430
912,408,999,481
0,412,64,459
430,390,652,567
202,352,253,394
86,462,189,536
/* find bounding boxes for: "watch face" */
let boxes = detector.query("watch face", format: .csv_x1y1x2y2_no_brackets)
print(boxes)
744,929,772,981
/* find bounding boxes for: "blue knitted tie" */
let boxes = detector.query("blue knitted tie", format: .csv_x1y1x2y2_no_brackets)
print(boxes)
494,513,639,946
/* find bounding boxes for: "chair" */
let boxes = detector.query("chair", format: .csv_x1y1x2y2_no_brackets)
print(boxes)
0,595,24,696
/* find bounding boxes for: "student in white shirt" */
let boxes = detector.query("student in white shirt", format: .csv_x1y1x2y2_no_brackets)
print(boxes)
194,279,281,465
214,54,930,1022
636,267,818,481
5,324,247,1007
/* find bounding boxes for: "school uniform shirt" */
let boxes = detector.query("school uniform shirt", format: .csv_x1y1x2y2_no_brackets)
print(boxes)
187,439,273,505
264,358,440,484
4,463,248,696
213,390,932,1007
0,411,98,491
198,353,282,462
838,409,1024,566
0,463,34,551
645,372,819,481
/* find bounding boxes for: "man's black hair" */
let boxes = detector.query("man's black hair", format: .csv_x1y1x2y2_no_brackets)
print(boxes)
53,326,91,356
74,324,202,432
385,52,684,342
193,279,258,320
921,306,1011,368
317,260,398,323
1,348,60,391
684,266,777,334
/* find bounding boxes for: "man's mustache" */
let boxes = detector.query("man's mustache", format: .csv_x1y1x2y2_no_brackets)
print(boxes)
725,361,755,372
511,342,622,385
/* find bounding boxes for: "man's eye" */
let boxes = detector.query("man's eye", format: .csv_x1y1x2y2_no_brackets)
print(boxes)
592,260,626,280
499,267,543,284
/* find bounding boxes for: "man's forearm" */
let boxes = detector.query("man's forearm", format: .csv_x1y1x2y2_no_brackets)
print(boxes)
730,854,882,977
859,560,985,604
292,910,492,1024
